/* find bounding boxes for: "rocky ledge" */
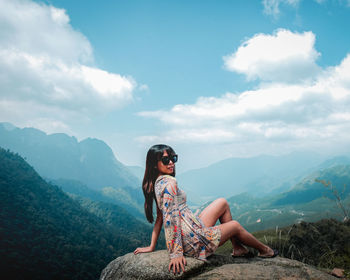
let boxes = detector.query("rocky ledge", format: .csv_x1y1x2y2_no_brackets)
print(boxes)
100,250,337,280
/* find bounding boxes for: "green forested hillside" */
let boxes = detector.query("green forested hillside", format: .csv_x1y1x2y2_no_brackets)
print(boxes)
225,165,350,232
71,196,165,249
178,151,326,200
0,123,144,217
272,165,350,206
0,148,158,280
50,178,144,219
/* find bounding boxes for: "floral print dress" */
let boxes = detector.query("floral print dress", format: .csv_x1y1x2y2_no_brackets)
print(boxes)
155,175,221,261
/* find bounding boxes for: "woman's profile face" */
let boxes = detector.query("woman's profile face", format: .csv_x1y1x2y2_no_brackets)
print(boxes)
157,150,175,176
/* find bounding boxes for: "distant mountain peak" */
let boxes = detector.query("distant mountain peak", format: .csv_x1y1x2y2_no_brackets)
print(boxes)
317,156,350,170
0,121,140,191
0,122,16,131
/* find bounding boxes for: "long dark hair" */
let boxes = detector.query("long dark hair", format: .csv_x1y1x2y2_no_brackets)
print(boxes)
143,144,176,223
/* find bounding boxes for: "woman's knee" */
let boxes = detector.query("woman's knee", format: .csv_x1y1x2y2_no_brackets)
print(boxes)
229,220,243,236
215,198,229,208
231,220,241,228
218,220,242,243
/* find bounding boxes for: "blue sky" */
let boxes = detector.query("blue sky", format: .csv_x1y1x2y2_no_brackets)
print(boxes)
1,0,350,172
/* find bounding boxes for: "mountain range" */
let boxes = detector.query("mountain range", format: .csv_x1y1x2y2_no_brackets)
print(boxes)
177,152,331,204
0,122,144,216
0,147,163,280
1,122,350,279
221,164,350,232
2,122,349,213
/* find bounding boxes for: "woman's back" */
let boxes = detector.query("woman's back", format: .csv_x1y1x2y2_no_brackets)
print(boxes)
155,175,221,261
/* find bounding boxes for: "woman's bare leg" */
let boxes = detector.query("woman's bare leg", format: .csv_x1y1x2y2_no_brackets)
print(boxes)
199,198,249,256
218,220,274,257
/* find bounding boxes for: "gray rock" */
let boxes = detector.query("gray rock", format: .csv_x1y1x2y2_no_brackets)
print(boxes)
100,250,204,280
100,250,337,280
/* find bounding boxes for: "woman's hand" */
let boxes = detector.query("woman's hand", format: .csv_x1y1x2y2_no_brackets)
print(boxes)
133,246,154,255
169,256,187,275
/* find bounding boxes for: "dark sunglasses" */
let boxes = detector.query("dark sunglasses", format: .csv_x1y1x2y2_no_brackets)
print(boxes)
160,154,178,165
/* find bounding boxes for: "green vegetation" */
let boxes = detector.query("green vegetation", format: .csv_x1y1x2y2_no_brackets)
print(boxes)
217,219,350,275
315,179,349,221
223,164,350,232
1,128,350,279
255,219,350,277
50,178,144,219
0,148,163,280
0,124,144,216
286,219,350,269
218,177,350,276
70,195,165,250
273,165,350,206
101,186,144,217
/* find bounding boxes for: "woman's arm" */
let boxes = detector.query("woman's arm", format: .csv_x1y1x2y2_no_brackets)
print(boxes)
160,177,187,274
133,207,163,254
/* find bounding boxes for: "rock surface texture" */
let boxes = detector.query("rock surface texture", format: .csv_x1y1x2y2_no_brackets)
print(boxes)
100,250,337,280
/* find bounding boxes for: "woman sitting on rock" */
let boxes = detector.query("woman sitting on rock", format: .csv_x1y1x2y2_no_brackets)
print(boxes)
134,144,277,275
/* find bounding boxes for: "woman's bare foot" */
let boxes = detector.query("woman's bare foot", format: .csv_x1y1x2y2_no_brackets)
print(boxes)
231,244,249,257
257,246,278,258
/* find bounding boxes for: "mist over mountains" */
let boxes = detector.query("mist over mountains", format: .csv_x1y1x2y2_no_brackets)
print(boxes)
1,121,350,227
2,122,349,208
0,122,144,216
178,150,349,206
0,122,138,190
220,163,350,232
272,164,350,206
1,122,350,279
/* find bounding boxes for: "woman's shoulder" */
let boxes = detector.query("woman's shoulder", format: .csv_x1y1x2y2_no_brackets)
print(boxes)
155,175,177,195
156,175,177,185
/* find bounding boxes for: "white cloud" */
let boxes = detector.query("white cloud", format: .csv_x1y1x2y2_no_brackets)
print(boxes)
0,0,91,63
262,0,350,18
138,30,350,157
223,29,321,83
0,0,137,130
139,83,329,126
314,0,350,5
262,0,300,18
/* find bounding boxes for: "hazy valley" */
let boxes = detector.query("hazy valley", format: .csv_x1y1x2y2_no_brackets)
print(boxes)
1,122,349,279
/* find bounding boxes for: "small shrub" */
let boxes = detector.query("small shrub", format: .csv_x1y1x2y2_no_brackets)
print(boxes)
315,179,349,222
285,219,350,270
